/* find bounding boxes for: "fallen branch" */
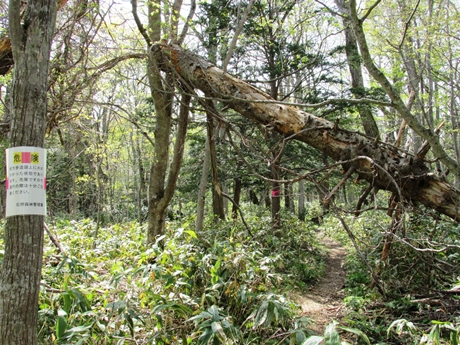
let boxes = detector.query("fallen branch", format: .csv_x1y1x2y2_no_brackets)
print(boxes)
324,166,355,208
44,222,63,254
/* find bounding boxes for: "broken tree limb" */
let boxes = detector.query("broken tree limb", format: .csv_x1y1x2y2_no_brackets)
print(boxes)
416,120,446,161
324,166,355,209
151,43,460,221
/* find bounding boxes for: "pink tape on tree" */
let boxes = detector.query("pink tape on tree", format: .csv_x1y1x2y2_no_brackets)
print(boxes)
271,189,281,197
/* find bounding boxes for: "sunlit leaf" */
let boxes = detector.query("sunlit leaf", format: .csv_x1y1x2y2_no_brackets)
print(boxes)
211,321,227,342
324,322,341,345
56,314,68,340
185,230,198,239
338,326,371,345
301,335,324,345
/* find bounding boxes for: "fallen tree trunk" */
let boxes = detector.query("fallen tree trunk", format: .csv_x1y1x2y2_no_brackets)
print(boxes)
152,43,460,221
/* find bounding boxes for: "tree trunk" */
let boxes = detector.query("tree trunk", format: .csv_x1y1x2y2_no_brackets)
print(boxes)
335,0,380,139
232,177,242,219
206,109,225,220
249,189,259,205
196,135,211,232
271,163,281,228
0,1,57,344
152,43,460,221
146,87,190,243
298,179,306,221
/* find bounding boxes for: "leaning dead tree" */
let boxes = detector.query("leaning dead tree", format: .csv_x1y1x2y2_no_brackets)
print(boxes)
152,43,460,221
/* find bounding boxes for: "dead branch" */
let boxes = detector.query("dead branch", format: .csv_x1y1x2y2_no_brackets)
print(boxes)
324,166,355,209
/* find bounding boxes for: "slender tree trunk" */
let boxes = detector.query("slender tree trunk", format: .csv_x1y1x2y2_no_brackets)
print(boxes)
249,189,259,205
446,3,460,188
232,177,242,219
146,88,190,243
206,110,225,220
57,129,78,217
0,1,57,344
298,179,306,221
135,135,147,223
196,135,211,232
289,183,295,212
335,0,380,139
221,0,256,72
284,182,294,213
271,162,281,228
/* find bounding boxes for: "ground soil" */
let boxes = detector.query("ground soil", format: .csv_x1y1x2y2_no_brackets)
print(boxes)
290,237,347,335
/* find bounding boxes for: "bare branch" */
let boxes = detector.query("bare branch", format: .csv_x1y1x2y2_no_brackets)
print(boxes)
178,0,195,45
324,166,356,208
222,0,256,72
361,0,382,22
338,214,386,296
131,0,151,46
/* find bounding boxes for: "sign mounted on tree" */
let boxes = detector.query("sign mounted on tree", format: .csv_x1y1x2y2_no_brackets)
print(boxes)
5,147,47,217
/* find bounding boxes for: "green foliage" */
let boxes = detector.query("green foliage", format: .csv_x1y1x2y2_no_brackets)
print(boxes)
30,210,325,344
189,305,239,344
300,321,371,345
387,319,460,345
323,206,460,345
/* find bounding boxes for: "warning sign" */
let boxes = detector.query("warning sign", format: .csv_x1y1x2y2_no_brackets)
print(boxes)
5,146,47,217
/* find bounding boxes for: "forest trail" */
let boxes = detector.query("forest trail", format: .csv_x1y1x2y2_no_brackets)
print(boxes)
291,238,347,334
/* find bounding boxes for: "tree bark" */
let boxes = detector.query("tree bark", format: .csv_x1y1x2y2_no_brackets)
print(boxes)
232,177,242,219
151,43,460,221
271,161,281,228
0,0,57,344
334,0,380,139
196,135,211,232
205,105,225,220
134,0,191,243
298,178,306,221
146,91,190,243
146,48,174,242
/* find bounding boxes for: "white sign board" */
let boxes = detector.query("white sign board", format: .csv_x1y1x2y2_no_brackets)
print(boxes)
5,147,47,217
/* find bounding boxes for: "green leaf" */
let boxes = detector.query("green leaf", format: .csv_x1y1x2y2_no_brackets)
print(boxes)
429,324,441,345
211,321,227,342
450,331,459,345
324,322,341,345
56,314,68,340
295,329,308,343
64,324,92,334
337,326,371,345
254,301,268,328
107,300,127,314
124,312,135,337
208,305,221,322
71,287,91,312
185,230,198,239
198,328,213,345
189,311,211,322
62,292,72,314
301,335,324,345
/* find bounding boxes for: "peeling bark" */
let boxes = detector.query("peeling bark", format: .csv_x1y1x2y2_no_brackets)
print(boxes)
152,43,460,221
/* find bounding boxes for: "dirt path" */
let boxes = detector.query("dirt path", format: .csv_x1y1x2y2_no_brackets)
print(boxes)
291,238,347,334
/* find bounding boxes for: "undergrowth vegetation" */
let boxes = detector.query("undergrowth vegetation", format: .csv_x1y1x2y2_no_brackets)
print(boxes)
322,209,460,345
1,209,328,344
1,204,460,344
